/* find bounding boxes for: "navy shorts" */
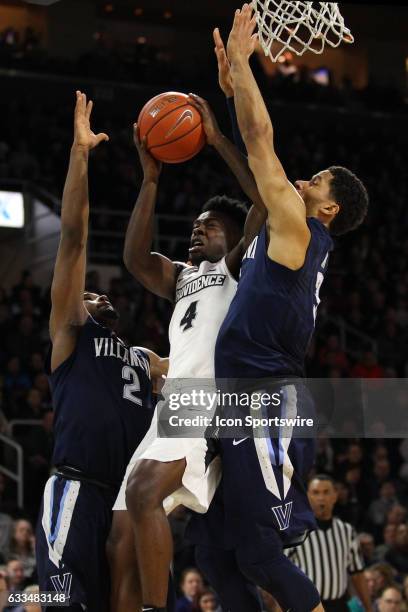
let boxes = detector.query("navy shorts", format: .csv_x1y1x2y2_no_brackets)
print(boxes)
36,475,116,612
189,380,317,557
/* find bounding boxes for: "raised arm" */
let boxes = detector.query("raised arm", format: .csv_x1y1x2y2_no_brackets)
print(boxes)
50,91,109,371
213,27,247,156
123,126,183,302
227,4,310,269
187,94,266,278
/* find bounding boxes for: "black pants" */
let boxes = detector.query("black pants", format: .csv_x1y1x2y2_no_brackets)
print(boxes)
322,596,349,612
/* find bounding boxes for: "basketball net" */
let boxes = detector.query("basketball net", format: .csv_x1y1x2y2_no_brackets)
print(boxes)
252,1,354,62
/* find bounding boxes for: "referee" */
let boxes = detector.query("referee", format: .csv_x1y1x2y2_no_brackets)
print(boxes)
285,475,372,612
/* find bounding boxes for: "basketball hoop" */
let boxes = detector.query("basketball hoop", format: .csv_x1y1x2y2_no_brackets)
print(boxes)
253,1,354,62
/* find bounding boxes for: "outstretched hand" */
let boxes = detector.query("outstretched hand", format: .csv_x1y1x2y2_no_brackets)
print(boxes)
213,28,234,98
227,3,258,63
73,91,109,150
187,94,223,147
133,124,162,182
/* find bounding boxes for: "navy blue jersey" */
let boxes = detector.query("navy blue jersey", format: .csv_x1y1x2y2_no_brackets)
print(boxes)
47,316,153,490
215,218,333,378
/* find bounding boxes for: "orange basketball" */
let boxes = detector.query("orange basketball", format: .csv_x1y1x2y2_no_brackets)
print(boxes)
137,92,206,164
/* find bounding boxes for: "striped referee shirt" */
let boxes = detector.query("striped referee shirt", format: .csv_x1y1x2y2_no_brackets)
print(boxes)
285,517,365,601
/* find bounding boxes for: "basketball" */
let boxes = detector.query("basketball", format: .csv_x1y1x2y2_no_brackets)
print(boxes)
137,92,206,164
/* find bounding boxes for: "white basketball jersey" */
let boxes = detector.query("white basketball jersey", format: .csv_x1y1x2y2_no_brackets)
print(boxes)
167,257,237,378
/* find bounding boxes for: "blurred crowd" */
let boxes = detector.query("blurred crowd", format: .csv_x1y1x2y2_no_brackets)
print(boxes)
0,25,406,113
1,20,408,612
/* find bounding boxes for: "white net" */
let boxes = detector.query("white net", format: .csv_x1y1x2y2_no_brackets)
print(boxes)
253,1,354,62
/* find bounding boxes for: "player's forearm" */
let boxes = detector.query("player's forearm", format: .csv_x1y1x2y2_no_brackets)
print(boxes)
213,134,266,214
123,179,159,274
230,58,274,146
60,144,90,243
226,96,247,155
351,574,373,612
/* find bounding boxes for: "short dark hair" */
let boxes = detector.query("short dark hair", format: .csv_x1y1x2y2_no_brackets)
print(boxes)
202,195,247,232
328,166,369,236
308,473,336,487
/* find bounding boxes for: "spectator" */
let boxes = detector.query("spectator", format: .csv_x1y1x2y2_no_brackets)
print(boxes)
364,569,377,605
374,525,397,562
28,353,45,379
359,533,376,566
370,563,396,600
386,505,407,527
24,411,54,514
5,558,26,594
376,586,403,612
318,334,349,374
368,460,393,501
195,588,221,612
175,568,204,612
5,316,41,364
385,523,408,575
32,373,51,406
8,520,36,579
20,388,46,419
3,357,31,416
351,352,384,379
368,483,400,530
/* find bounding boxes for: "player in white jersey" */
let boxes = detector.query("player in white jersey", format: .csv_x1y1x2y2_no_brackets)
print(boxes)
109,99,266,611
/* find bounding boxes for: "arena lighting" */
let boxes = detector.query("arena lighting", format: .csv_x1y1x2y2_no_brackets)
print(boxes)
23,0,61,5
0,191,24,228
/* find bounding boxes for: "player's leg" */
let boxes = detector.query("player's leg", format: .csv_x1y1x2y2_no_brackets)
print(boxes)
106,510,142,612
235,534,322,612
188,486,262,612
125,457,186,609
195,544,262,612
36,476,111,612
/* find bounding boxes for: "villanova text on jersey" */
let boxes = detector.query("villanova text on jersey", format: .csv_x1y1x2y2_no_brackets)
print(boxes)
215,219,333,379
47,316,153,492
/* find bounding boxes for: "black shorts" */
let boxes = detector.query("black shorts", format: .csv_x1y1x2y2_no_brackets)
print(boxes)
189,380,317,557
36,475,115,612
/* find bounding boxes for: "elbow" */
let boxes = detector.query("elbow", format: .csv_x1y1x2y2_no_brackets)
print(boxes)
123,250,136,274
123,247,144,276
60,227,87,251
241,122,273,146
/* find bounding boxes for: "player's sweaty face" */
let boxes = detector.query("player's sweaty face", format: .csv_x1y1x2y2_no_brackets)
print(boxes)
295,170,334,210
189,211,229,265
83,292,119,322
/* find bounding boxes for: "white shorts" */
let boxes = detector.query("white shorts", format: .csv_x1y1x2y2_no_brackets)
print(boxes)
113,384,221,514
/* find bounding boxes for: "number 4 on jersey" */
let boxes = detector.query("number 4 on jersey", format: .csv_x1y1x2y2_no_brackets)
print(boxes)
180,301,198,331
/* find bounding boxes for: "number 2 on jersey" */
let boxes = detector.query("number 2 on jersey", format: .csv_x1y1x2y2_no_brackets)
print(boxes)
180,301,198,331
122,366,142,405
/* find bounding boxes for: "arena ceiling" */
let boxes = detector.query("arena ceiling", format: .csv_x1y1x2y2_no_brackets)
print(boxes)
92,0,407,39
